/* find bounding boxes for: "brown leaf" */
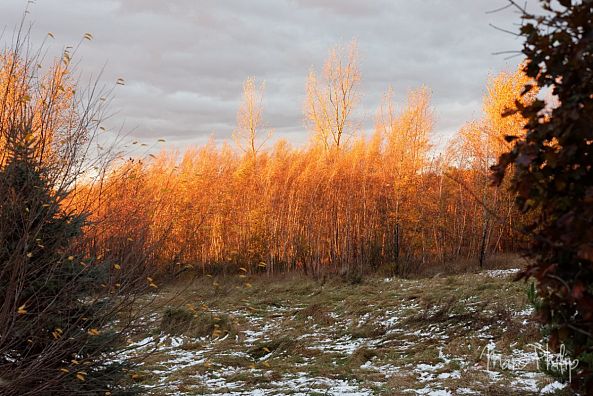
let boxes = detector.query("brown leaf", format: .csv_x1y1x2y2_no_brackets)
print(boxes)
577,244,593,262
572,281,586,299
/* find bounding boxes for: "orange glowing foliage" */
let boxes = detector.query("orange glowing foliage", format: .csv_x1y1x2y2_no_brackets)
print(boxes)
73,67,532,277
0,51,74,166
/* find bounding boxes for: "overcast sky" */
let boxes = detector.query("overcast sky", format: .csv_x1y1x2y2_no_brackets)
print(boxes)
1,0,526,150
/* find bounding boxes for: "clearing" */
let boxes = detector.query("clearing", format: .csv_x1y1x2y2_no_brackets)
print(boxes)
119,269,572,395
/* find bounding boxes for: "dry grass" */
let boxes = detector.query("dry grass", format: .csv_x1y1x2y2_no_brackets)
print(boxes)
160,308,239,339
119,264,573,395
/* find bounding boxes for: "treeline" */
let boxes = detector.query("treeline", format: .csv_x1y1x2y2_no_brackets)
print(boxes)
77,44,536,277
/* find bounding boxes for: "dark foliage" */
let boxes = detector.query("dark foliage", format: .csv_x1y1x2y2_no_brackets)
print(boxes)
492,0,593,392
0,123,139,395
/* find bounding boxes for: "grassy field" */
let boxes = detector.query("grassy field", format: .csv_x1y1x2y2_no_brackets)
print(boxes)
119,268,573,395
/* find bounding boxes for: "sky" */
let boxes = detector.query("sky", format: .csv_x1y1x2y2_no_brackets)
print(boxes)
0,0,526,151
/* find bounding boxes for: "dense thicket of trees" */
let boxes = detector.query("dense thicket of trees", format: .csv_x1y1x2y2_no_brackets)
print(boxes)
0,34,535,286
493,0,593,392
79,45,534,278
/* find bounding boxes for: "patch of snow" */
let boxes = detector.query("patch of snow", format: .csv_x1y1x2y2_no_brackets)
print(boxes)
309,334,376,354
381,310,402,328
540,381,567,394
269,373,373,395
456,388,480,395
170,336,184,348
486,370,502,381
514,306,535,317
482,268,520,278
512,374,539,392
437,370,460,379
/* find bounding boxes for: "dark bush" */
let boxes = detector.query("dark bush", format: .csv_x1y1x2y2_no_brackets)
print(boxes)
0,125,139,395
492,1,593,392
0,25,158,395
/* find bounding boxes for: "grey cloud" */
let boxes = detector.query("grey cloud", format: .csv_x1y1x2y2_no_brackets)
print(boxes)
1,0,524,147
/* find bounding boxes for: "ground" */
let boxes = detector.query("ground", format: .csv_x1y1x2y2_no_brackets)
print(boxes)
118,268,574,395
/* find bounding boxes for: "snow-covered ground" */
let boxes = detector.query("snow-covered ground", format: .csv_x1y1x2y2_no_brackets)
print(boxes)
118,270,571,395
